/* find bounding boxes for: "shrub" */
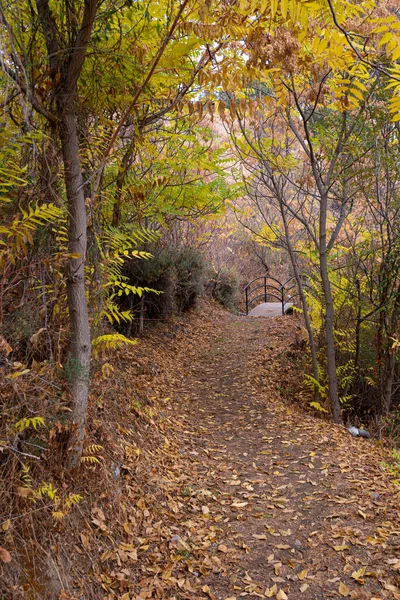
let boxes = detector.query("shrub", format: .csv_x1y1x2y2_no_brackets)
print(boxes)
119,246,205,331
122,248,177,321
174,247,205,313
208,267,239,311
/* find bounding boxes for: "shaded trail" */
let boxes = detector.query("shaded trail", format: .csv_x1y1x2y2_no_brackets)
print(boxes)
172,314,400,600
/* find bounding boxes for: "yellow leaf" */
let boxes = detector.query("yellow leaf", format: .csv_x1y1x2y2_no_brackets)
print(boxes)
338,582,350,597
392,46,400,61
202,584,215,599
334,544,350,551
351,566,366,582
1,519,11,531
276,590,288,600
297,569,308,580
379,32,393,46
264,584,277,597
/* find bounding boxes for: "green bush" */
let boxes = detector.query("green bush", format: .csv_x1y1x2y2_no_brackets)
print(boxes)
120,247,205,327
122,248,177,321
208,267,239,311
174,247,205,313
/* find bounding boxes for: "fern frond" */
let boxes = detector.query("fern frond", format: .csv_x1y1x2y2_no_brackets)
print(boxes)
92,333,137,349
15,416,46,432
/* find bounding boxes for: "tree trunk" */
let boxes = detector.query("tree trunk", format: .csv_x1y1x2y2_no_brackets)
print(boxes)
59,106,91,467
382,351,395,414
279,202,320,401
319,193,342,424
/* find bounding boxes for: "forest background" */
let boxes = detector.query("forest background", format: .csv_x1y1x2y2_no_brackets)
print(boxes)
1,0,400,595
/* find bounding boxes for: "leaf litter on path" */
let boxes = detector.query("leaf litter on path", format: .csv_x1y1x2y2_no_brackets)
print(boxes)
52,304,400,599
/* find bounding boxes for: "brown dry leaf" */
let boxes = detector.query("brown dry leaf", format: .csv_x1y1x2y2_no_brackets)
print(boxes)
218,544,229,553
80,533,91,551
351,567,366,583
276,590,288,600
334,544,350,551
300,583,309,593
202,584,216,599
384,582,400,593
388,558,400,570
202,505,210,515
339,582,350,597
297,569,308,580
0,547,12,563
0,335,12,356
264,584,278,597
1,519,11,531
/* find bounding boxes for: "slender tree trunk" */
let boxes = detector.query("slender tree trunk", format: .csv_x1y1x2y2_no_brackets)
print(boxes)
319,193,342,424
139,294,145,337
382,352,395,414
279,202,320,401
59,106,91,467
34,0,98,467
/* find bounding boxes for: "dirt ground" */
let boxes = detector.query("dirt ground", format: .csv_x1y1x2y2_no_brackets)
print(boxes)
5,305,400,600
163,311,400,600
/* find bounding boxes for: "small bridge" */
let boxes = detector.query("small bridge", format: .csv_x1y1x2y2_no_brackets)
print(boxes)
243,275,306,316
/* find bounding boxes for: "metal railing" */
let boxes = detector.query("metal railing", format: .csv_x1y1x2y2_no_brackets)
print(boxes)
243,274,310,315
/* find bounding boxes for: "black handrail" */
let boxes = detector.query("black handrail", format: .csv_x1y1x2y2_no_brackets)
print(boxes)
243,274,310,315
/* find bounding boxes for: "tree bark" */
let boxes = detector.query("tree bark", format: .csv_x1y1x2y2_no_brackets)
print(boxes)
319,193,342,423
34,0,98,466
279,201,320,401
59,106,91,466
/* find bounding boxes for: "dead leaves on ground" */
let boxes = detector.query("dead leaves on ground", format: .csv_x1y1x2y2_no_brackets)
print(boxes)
52,310,400,599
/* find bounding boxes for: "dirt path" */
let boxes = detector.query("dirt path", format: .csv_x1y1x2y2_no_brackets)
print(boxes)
170,314,400,600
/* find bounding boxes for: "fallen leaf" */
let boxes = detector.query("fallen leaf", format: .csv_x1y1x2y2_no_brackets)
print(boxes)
300,583,309,593
339,582,350,597
0,547,11,563
388,559,400,570
264,584,278,597
202,584,216,599
351,566,366,583
276,590,288,600
297,569,308,580
1,520,11,531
